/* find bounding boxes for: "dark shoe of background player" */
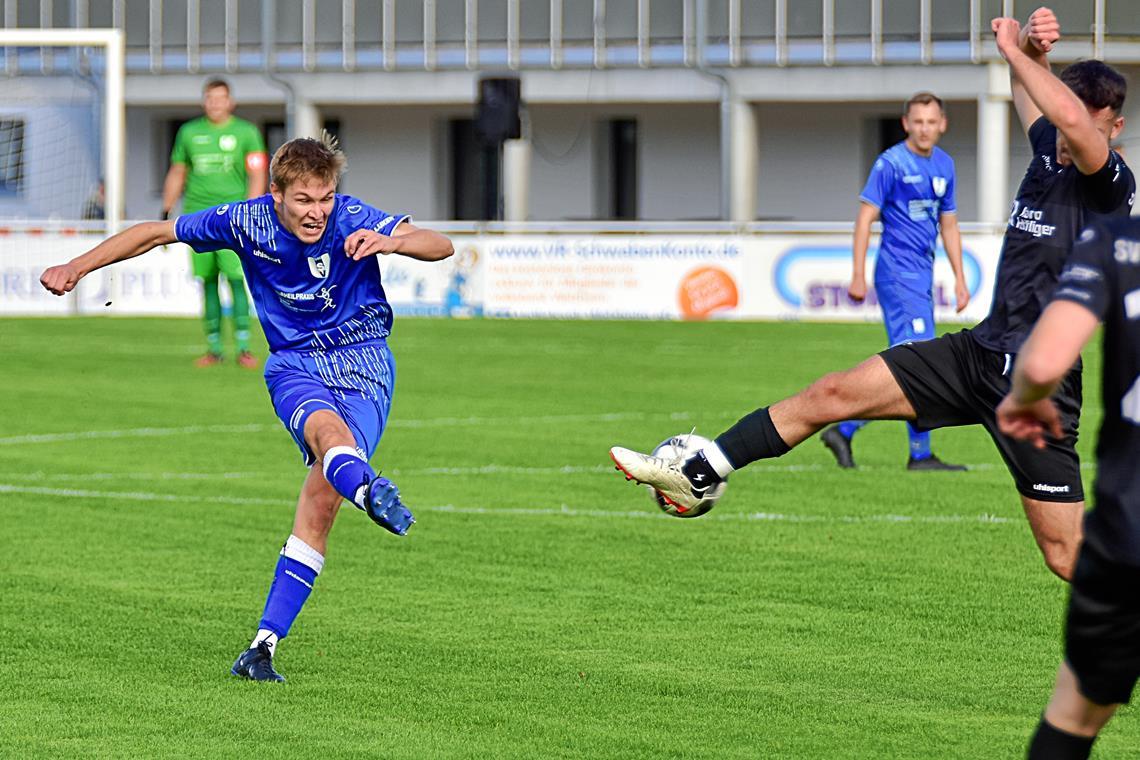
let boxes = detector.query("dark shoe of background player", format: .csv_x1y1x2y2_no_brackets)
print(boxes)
820,425,856,469
907,454,967,472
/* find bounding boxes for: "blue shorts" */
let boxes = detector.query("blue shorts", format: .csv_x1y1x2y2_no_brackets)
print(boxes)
875,274,935,347
264,340,396,466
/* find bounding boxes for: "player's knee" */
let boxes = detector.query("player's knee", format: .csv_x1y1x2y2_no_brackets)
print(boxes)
804,372,852,420
304,412,353,458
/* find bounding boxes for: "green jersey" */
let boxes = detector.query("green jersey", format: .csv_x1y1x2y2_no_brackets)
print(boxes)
170,116,266,212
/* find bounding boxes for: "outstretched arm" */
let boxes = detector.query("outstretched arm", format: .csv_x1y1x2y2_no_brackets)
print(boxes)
40,220,178,295
994,15,1109,174
344,224,454,262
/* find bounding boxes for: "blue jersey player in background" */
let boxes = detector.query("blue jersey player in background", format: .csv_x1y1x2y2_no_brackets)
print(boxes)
821,92,971,472
40,134,454,682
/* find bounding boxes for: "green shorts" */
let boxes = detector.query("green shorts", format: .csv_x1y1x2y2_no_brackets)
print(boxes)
189,247,244,281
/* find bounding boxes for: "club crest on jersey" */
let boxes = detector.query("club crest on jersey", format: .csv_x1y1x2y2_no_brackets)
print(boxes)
932,177,947,197
308,252,331,279
219,134,237,151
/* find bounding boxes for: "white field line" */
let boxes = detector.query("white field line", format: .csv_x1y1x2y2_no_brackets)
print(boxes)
0,411,724,446
1,458,1086,484
0,482,1013,525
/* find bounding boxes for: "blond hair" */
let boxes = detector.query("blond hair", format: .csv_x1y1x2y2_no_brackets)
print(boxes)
269,131,346,190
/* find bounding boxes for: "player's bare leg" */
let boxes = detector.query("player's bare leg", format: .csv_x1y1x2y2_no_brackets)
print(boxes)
612,355,917,509
291,465,344,555
769,355,917,446
1044,662,1118,736
1021,496,1084,581
1027,661,1118,756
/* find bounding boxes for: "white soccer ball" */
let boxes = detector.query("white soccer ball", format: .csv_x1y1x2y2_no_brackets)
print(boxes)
649,433,727,518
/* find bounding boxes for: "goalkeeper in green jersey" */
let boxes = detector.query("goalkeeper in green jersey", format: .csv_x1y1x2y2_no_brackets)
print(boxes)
162,78,268,368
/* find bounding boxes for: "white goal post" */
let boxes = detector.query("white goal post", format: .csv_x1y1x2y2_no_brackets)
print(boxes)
0,28,124,235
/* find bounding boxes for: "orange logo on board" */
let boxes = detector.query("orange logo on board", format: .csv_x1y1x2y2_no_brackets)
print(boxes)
678,266,738,319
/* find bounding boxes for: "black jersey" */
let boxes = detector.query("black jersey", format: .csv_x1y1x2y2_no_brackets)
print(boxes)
971,117,1134,354
1052,218,1140,566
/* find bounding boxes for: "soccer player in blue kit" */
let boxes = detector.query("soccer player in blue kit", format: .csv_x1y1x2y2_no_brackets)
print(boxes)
821,92,971,471
612,7,1134,583
40,134,454,682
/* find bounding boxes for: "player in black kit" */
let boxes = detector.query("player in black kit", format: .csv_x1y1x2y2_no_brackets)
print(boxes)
610,7,1134,581
998,218,1140,758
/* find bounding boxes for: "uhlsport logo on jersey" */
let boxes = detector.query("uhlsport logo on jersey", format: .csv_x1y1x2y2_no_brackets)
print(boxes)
932,177,947,197
308,252,331,279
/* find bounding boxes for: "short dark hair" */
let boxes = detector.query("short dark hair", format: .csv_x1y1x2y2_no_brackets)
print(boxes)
203,77,231,95
1060,60,1126,115
904,92,944,116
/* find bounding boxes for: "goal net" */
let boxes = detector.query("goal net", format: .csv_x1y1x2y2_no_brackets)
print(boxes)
0,29,124,315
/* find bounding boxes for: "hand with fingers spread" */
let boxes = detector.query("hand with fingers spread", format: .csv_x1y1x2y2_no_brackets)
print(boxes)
996,394,1064,449
344,229,402,261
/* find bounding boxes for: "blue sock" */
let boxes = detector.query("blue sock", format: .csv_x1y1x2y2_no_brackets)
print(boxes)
323,445,376,508
257,535,325,641
837,420,866,440
908,425,932,460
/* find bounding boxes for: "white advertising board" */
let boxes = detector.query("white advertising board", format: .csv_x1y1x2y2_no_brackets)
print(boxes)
479,235,747,319
2,229,1007,324
740,233,1002,324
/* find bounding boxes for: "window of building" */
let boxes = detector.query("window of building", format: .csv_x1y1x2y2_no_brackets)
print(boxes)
609,118,638,220
0,118,27,196
449,118,501,220
593,117,638,220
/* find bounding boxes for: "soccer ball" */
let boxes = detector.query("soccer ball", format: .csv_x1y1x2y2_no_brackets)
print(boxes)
649,433,726,518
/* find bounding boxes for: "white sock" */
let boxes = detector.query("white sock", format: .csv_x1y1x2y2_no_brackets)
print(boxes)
251,629,279,656
700,442,736,479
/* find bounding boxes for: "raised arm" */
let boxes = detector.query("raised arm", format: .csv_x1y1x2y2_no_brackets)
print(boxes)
344,223,455,262
40,221,178,295
1004,7,1060,134
994,15,1109,174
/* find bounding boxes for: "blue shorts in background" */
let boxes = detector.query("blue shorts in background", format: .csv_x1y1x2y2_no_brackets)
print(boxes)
875,272,935,347
264,340,397,466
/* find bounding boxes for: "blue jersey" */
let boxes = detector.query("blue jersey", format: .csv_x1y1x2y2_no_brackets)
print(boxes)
860,142,956,281
176,195,409,352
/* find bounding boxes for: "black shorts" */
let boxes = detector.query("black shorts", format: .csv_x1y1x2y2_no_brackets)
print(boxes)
1065,543,1140,705
879,329,1084,503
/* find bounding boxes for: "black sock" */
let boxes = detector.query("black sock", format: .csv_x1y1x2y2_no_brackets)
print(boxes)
1027,717,1095,760
714,407,791,469
682,451,722,491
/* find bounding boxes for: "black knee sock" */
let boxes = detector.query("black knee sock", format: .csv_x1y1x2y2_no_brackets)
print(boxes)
714,407,791,469
1027,717,1095,760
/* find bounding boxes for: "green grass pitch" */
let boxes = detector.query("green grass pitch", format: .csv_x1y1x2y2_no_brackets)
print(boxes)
1,316,1135,758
